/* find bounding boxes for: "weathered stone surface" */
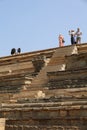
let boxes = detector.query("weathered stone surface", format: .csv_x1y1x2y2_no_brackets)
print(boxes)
65,53,87,70
0,118,5,130
0,43,87,129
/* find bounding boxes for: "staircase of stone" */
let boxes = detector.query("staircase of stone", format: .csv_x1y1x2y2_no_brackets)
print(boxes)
10,61,50,102
10,44,87,102
28,45,78,89
0,44,87,129
10,45,79,102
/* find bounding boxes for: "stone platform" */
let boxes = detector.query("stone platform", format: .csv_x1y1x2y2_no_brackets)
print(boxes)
0,43,87,129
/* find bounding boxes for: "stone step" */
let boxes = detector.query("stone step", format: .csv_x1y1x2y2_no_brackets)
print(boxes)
5,123,87,130
10,87,87,102
30,78,48,84
52,45,78,57
44,87,87,98
0,93,12,103
3,100,87,109
47,80,87,89
16,94,87,104
0,61,34,74
77,43,87,54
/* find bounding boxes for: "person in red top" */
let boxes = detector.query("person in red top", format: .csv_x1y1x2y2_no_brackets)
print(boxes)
58,34,65,47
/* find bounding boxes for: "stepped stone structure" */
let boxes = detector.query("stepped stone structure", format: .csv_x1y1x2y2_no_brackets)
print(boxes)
0,43,87,129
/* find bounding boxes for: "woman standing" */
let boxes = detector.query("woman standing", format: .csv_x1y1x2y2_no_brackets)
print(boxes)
58,34,65,47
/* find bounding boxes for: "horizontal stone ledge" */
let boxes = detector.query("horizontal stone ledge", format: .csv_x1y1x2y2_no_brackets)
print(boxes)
16,96,87,103
1,100,87,107
5,116,87,120
6,124,86,129
0,47,56,62
0,105,87,112
47,87,87,93
47,67,87,76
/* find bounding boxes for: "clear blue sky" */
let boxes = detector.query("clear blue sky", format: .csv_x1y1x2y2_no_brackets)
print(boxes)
0,0,87,56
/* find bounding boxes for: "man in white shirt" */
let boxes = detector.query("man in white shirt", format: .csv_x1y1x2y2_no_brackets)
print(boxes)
75,28,82,44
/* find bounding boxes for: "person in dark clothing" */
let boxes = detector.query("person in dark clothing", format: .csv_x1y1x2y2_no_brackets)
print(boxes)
11,48,16,55
69,30,76,45
17,48,21,54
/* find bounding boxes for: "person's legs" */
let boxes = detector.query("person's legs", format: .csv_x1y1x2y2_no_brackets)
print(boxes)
71,37,75,45
78,37,81,44
77,37,81,44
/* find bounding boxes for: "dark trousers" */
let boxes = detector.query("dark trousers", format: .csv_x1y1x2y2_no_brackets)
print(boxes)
71,36,75,45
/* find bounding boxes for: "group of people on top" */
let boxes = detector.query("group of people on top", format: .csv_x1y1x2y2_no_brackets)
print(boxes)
11,48,21,55
58,28,82,47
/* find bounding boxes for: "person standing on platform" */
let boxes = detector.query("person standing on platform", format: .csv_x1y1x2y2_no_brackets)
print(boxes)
69,30,76,45
11,48,16,55
17,48,21,54
58,34,65,47
75,28,82,44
